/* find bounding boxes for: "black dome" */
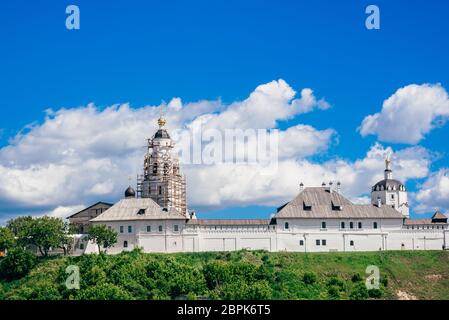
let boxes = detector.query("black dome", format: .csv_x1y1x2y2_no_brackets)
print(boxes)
372,179,405,192
154,129,170,139
125,186,136,198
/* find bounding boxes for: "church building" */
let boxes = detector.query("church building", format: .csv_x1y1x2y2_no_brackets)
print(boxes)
72,116,448,254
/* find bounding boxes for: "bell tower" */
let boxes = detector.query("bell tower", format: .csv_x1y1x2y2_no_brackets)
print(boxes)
137,115,188,217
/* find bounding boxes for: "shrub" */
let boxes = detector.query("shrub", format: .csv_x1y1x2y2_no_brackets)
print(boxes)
303,272,317,285
76,283,133,300
351,273,363,283
0,248,36,280
327,277,345,290
328,286,341,299
368,288,383,298
380,275,388,287
350,283,369,300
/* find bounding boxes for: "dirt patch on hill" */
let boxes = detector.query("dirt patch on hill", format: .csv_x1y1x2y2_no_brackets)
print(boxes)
425,274,443,281
397,290,418,300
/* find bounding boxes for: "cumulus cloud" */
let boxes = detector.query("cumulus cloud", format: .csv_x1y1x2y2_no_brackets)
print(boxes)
185,143,432,208
0,79,441,219
359,83,449,144
414,168,449,213
0,79,336,218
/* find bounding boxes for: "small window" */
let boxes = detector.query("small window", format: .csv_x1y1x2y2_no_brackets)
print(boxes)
341,222,345,229
128,226,132,233
322,239,327,246
350,222,354,229
316,239,321,246
158,186,162,195
350,240,354,246
391,194,395,200
120,226,124,233
123,241,128,248
321,221,327,229
284,222,289,230
299,240,304,246
159,225,163,232
373,222,378,229
79,243,84,250
146,226,151,232
174,225,179,232
358,222,362,229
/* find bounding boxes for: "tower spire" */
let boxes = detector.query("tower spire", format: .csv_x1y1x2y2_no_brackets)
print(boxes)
384,153,393,180
158,105,167,128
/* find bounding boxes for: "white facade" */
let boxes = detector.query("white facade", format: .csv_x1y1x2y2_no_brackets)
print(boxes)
79,118,448,254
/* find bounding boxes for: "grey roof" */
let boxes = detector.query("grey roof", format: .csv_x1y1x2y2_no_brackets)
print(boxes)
431,212,448,221
90,198,186,222
68,202,113,218
154,129,170,139
404,219,447,226
275,187,404,219
372,179,405,191
187,219,272,226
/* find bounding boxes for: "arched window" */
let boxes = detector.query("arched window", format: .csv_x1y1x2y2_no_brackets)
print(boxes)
341,222,345,229
350,222,354,229
358,222,362,229
373,222,378,229
284,222,289,230
123,241,128,248
153,163,158,174
158,186,162,195
350,240,354,246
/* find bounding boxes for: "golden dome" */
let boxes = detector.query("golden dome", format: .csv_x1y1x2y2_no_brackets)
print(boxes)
158,117,166,127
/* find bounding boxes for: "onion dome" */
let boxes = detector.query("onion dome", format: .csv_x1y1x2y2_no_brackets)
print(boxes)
372,156,406,192
154,129,171,139
125,186,136,198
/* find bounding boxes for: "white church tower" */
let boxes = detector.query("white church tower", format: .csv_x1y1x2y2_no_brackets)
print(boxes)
137,116,188,217
371,155,409,218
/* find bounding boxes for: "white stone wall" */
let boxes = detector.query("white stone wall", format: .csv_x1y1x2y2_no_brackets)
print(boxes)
84,218,447,254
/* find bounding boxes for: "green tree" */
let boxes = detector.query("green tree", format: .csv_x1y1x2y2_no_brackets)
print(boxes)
87,224,118,253
28,217,68,257
0,247,36,280
0,227,15,252
6,216,33,247
6,216,69,256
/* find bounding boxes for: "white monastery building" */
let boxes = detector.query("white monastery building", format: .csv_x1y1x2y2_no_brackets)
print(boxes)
70,117,448,254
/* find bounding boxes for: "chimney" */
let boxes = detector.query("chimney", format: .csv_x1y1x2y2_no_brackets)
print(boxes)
322,182,326,187
377,197,382,208
337,181,341,193
300,182,304,192
329,181,333,193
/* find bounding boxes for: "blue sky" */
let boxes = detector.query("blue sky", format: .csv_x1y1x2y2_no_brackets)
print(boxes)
0,0,449,221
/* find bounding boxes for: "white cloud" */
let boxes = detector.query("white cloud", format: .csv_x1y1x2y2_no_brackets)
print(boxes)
0,79,336,217
359,83,449,144
46,205,86,219
414,168,449,213
0,79,440,218
185,143,432,209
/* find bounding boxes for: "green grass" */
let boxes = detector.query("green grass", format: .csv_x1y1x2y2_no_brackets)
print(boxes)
1,250,448,300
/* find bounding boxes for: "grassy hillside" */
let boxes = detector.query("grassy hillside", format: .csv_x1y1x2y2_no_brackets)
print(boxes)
1,250,448,300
